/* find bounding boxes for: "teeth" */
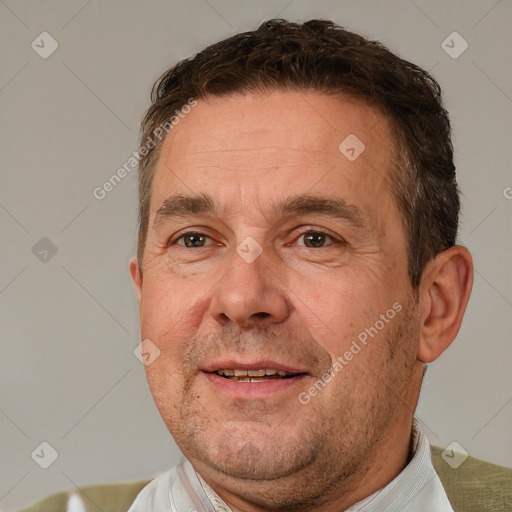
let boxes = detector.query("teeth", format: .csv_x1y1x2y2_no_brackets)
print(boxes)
248,369,266,377
215,368,294,378
233,377,273,382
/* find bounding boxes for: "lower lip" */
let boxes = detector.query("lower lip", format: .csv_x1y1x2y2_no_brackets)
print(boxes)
202,371,307,399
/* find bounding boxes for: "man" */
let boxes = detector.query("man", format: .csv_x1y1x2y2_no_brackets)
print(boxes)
127,19,474,511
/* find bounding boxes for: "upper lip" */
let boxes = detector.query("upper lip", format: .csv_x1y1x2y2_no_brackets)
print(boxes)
202,359,309,374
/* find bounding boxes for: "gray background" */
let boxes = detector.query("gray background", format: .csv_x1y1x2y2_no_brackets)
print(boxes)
1,0,511,510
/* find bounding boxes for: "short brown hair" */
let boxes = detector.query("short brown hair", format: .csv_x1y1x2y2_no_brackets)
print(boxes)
137,19,459,288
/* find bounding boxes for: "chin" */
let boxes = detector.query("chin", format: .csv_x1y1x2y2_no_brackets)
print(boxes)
177,417,319,481
184,435,360,512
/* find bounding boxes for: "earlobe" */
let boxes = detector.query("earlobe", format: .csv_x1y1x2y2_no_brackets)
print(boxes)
417,246,473,363
129,256,143,304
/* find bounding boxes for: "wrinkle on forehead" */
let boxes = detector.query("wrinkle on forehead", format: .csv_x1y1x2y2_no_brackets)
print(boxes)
150,90,400,241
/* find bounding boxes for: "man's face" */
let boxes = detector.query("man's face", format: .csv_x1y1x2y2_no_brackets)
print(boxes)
132,91,423,506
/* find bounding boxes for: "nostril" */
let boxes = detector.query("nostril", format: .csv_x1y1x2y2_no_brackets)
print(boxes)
253,312,271,319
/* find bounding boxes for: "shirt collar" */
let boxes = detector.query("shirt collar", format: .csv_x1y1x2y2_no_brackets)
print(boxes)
346,418,453,511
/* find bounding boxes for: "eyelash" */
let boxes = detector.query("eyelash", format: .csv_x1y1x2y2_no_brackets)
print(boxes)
291,228,341,247
170,227,344,248
172,231,216,247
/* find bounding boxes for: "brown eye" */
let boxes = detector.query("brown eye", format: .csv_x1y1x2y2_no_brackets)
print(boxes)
298,232,335,248
177,233,209,247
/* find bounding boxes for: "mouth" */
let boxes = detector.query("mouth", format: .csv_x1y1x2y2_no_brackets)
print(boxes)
212,368,302,382
201,361,310,397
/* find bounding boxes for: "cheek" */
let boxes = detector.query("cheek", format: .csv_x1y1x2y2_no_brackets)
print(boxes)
288,269,407,371
139,271,202,331
289,272,385,329
144,363,185,432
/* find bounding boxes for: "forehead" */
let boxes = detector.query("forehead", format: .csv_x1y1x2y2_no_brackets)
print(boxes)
151,90,396,222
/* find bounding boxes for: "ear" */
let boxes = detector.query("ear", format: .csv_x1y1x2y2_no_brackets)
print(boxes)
417,245,473,363
129,256,143,305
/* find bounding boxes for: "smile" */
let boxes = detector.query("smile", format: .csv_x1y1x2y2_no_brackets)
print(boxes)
214,368,297,382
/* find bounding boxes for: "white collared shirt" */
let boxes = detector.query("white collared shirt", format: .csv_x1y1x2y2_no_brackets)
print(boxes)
127,419,453,512
346,419,453,511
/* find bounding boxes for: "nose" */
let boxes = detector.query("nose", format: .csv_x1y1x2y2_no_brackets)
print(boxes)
209,245,290,329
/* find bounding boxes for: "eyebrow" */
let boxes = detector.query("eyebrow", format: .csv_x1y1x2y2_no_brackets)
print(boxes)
270,194,367,230
153,193,368,230
154,193,215,228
